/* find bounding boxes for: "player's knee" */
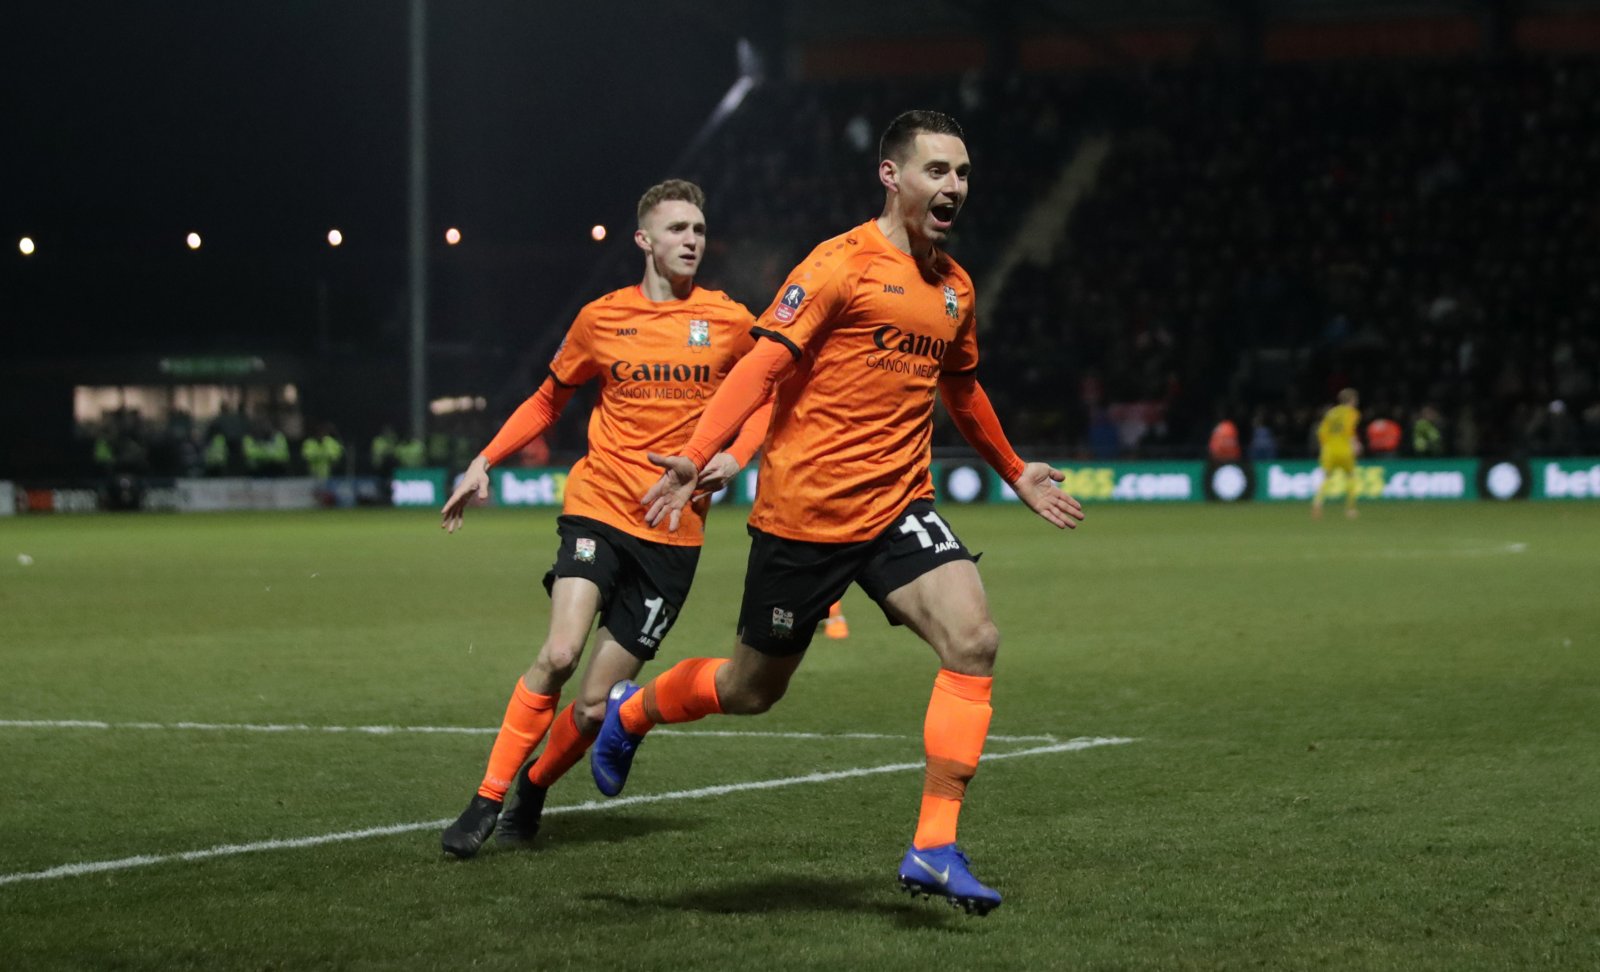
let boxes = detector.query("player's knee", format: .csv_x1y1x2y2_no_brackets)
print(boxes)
945,619,999,672
718,679,786,715
574,697,607,733
533,638,583,683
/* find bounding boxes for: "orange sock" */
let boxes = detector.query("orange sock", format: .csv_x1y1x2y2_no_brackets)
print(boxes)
912,668,993,850
619,657,727,735
526,703,595,788
476,679,559,801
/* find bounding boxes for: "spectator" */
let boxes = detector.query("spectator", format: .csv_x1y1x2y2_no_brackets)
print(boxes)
1208,417,1241,462
371,425,398,477
1412,405,1445,456
1366,417,1402,457
301,423,345,481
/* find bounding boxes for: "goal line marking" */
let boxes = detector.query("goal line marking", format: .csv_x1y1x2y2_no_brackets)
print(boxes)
0,736,1134,887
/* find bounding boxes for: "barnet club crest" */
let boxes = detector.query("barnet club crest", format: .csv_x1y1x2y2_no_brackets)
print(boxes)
688,319,710,348
771,607,795,638
943,285,959,320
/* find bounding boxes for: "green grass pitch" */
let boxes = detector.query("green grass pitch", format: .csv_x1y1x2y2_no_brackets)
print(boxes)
1,501,1597,970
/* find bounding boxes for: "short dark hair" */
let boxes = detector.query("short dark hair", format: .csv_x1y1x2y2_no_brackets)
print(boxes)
878,110,965,164
636,179,706,226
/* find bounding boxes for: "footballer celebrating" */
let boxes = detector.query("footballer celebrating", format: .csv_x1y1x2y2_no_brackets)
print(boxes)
438,179,772,858
592,112,1084,914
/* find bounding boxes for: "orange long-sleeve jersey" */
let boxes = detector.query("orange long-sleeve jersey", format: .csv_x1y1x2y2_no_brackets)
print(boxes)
482,285,769,546
682,219,1022,544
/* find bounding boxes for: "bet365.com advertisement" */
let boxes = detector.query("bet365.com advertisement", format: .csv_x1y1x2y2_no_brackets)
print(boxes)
939,461,1204,504
1252,459,1477,502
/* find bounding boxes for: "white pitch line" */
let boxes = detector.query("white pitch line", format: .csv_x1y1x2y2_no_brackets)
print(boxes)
656,729,1061,743
0,719,1056,744
0,736,1134,887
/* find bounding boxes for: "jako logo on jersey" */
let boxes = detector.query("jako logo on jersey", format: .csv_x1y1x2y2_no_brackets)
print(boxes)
688,320,710,347
872,325,948,360
609,361,713,382
943,285,959,320
883,284,905,295
615,328,638,336
774,284,805,323
771,607,795,638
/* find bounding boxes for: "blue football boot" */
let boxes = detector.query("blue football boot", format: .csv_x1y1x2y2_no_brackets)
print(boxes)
590,680,644,797
897,843,1002,915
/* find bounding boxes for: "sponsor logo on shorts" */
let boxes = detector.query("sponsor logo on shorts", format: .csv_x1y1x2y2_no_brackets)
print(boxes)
774,284,805,323
574,538,597,563
771,607,795,638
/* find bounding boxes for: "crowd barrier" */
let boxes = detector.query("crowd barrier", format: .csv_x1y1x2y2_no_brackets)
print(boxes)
3,458,1596,515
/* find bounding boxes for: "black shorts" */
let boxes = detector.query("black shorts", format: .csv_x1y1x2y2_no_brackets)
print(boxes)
737,499,976,656
542,515,699,661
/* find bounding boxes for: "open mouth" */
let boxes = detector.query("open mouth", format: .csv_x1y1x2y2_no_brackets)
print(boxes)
930,203,957,229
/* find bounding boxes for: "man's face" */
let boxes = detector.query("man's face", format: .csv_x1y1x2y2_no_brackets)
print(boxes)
887,132,970,243
636,200,706,279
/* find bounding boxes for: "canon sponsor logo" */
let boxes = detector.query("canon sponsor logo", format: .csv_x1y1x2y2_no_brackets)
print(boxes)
608,361,712,383
871,325,948,360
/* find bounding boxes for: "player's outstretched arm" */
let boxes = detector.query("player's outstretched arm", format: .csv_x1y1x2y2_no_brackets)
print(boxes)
441,457,491,533
440,377,574,533
642,454,700,532
639,340,793,531
695,452,742,495
696,396,775,495
1010,462,1085,530
939,374,1084,531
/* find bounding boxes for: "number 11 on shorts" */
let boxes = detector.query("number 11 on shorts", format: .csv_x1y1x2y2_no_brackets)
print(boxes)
899,511,955,549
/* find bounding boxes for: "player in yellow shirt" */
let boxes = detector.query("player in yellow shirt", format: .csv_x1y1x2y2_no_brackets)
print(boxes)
1313,387,1361,519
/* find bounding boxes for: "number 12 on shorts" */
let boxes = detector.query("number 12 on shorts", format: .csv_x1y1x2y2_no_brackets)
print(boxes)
641,596,676,641
898,511,956,549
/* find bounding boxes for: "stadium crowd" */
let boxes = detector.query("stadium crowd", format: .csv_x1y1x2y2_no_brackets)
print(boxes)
80,407,495,480
689,57,1600,460
60,56,1600,479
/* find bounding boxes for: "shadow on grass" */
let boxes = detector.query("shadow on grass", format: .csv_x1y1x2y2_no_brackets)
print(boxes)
503,813,701,852
582,876,977,930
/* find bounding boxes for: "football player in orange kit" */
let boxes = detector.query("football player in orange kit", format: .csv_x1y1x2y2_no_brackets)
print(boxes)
439,179,772,858
590,112,1085,914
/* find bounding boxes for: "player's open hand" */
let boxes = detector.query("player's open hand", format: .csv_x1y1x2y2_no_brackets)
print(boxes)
642,452,699,532
441,458,491,534
695,451,742,496
1011,462,1086,530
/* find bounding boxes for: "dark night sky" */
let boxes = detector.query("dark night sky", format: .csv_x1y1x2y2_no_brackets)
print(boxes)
3,2,757,355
